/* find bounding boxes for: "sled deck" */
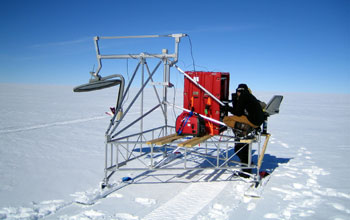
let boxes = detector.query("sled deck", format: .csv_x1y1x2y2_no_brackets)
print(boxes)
146,133,185,146
147,133,261,146
147,133,213,148
177,134,212,147
238,137,257,144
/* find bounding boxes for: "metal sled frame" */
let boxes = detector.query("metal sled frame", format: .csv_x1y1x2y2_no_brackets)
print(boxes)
84,34,269,188
107,129,270,184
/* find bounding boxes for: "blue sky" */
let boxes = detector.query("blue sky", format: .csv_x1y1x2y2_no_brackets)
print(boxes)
0,0,349,93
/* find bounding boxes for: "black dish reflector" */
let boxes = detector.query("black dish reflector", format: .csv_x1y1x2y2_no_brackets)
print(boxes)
73,79,121,92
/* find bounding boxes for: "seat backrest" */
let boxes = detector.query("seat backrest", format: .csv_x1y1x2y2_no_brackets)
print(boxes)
265,95,283,116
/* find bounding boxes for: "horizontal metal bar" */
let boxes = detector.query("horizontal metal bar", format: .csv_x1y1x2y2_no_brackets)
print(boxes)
98,34,187,39
98,54,176,60
105,157,256,172
106,151,149,171
106,166,246,172
110,141,149,144
109,139,245,145
100,35,170,39
110,126,166,142
110,138,253,146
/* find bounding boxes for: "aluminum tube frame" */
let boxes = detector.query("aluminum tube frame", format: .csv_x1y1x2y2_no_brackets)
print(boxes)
113,104,161,138
110,61,162,138
111,125,170,142
140,58,145,153
106,131,262,176
99,33,187,39
104,125,267,186
106,62,141,135
93,34,186,77
145,62,166,118
89,33,267,187
163,55,169,136
98,54,176,60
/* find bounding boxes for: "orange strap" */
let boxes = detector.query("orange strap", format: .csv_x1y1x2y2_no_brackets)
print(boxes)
208,120,214,135
191,96,194,110
207,97,212,106
206,97,214,135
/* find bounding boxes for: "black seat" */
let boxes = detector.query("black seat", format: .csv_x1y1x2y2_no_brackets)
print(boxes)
265,95,283,117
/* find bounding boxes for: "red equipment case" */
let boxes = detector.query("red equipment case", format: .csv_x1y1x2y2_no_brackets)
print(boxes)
179,71,230,135
175,111,206,137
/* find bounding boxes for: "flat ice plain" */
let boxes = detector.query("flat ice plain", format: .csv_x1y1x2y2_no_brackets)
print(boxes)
0,83,349,219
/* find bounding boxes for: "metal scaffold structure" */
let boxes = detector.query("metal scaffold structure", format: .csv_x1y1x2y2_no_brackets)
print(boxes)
74,33,281,190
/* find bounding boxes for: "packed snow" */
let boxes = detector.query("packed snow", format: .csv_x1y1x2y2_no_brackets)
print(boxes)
0,83,349,219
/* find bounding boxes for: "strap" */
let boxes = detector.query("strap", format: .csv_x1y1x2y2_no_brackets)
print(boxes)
177,111,193,135
205,97,214,135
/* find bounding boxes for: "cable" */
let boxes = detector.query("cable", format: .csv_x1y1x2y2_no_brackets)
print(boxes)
121,58,130,108
193,64,210,71
172,85,177,120
187,34,196,72
185,35,212,72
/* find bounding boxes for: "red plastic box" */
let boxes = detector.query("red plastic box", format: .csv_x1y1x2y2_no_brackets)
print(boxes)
182,71,230,135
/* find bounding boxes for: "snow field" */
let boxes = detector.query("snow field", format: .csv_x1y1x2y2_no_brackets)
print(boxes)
260,140,350,219
0,85,349,219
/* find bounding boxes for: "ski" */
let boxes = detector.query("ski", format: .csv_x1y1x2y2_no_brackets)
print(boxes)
75,170,153,205
244,172,271,198
75,180,133,205
154,152,182,168
153,147,183,168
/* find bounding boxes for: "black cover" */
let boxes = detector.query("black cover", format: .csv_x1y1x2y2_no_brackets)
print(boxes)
73,79,121,92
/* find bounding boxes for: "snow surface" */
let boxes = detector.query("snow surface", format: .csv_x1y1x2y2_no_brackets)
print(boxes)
0,83,350,220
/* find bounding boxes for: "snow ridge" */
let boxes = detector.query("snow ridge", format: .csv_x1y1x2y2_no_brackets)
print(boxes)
0,116,108,134
0,200,72,219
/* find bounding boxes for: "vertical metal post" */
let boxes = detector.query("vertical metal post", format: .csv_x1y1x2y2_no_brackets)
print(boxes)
217,145,220,167
110,143,113,167
248,143,252,167
162,50,169,136
151,144,154,168
162,50,169,157
184,148,187,169
104,138,108,185
257,136,261,169
140,58,145,154
226,142,229,167
127,137,129,161
93,37,102,77
116,144,119,168
256,139,260,178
